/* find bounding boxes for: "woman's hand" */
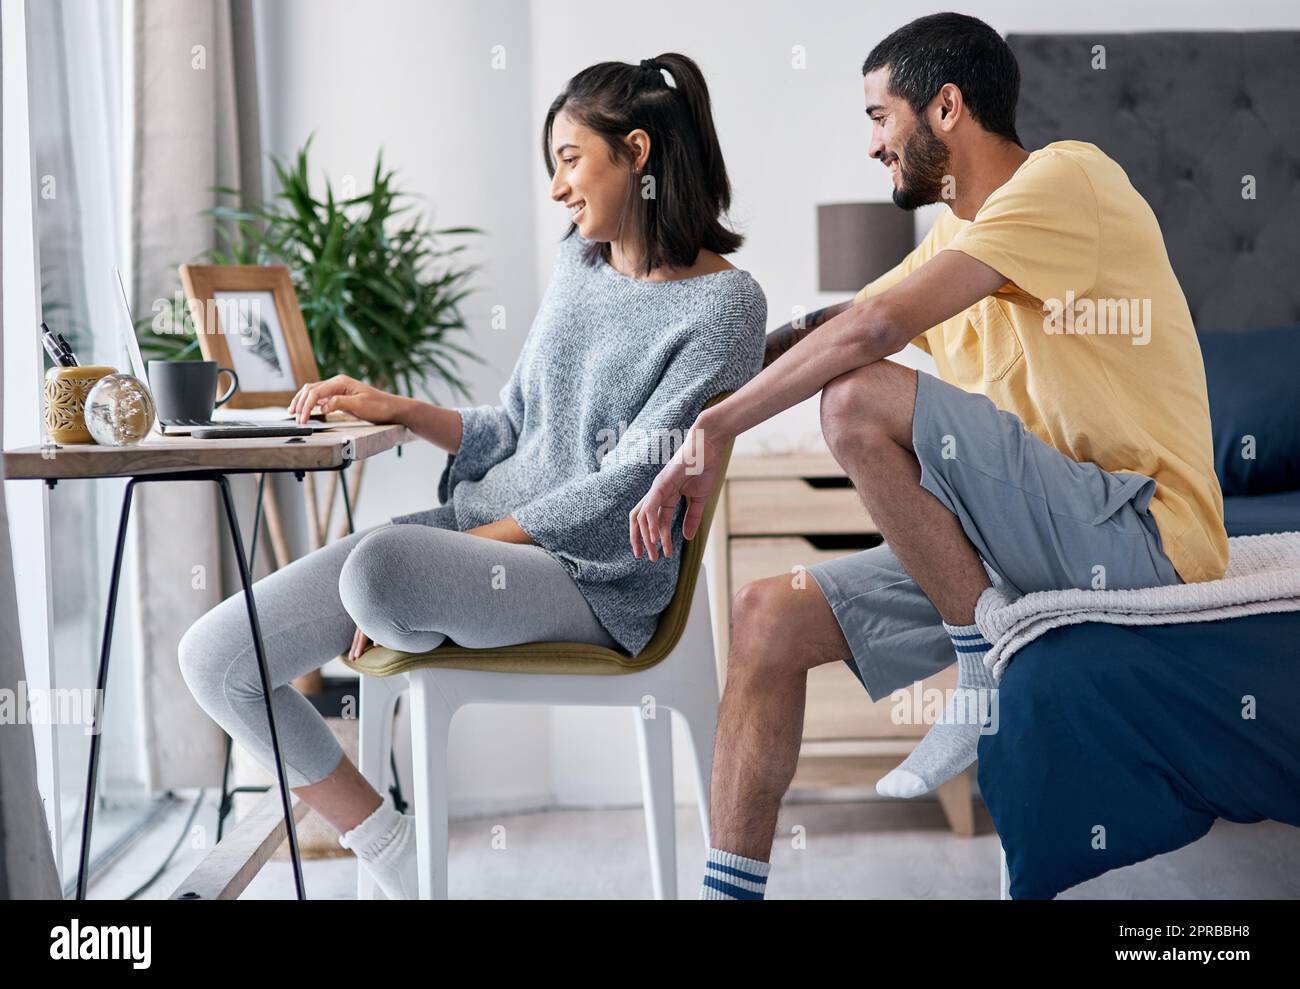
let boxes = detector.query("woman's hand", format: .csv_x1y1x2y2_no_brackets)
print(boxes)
288,375,406,425
465,516,536,545
629,414,730,562
348,626,371,661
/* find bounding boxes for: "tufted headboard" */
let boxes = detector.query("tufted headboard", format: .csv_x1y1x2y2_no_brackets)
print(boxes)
1006,32,1300,335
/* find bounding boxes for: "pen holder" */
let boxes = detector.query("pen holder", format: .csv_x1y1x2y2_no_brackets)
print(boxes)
44,365,117,444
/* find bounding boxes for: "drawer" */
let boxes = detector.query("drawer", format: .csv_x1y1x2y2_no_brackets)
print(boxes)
729,537,852,595
728,477,875,534
806,661,957,740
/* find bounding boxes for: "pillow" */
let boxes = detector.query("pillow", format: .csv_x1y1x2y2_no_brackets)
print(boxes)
1199,326,1300,497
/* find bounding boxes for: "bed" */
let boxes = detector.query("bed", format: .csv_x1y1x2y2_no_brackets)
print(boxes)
978,31,1300,899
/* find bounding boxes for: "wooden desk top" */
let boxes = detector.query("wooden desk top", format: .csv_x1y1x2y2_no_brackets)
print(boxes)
2,420,414,481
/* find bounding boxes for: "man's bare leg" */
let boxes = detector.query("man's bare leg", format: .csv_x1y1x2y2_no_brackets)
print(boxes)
819,360,990,624
818,359,999,798
702,572,853,896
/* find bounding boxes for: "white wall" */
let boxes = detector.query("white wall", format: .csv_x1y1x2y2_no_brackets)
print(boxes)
529,0,1300,458
257,0,553,816
261,0,1300,814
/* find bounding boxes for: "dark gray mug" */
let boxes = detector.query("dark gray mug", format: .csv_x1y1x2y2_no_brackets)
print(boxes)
148,360,239,422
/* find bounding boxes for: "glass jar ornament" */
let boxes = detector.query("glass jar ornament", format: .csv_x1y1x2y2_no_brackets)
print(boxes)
83,372,156,446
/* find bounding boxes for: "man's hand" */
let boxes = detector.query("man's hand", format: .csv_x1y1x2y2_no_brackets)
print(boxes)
288,374,404,425
629,416,730,561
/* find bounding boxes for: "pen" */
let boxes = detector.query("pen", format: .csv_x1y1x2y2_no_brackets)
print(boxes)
55,332,79,366
41,333,66,366
40,322,74,367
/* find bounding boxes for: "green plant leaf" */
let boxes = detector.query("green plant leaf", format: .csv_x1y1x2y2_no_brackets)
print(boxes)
142,138,485,399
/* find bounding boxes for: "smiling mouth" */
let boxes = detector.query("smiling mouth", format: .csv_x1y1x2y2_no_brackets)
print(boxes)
568,200,586,222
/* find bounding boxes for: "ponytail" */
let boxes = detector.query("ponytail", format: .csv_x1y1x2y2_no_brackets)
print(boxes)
648,53,733,215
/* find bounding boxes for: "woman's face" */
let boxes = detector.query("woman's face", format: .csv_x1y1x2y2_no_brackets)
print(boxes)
548,110,646,243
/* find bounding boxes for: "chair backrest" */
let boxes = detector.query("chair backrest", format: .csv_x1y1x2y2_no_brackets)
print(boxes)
626,390,735,666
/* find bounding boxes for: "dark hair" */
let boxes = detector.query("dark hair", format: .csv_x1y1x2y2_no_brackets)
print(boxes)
542,52,743,276
862,12,1022,146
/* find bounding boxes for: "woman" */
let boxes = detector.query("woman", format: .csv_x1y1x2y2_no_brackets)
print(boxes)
178,53,766,899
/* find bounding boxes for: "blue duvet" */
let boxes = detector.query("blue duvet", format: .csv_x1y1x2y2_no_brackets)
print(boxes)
978,609,1300,898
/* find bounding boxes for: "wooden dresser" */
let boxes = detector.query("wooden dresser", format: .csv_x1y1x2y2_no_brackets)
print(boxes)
703,451,975,835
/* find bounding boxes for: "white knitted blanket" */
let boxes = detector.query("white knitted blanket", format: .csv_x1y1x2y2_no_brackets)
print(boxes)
973,531,1300,680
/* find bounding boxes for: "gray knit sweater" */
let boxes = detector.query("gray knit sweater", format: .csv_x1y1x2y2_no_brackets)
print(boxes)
391,233,767,654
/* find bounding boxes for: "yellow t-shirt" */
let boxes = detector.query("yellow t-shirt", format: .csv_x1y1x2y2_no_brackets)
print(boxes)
855,140,1228,583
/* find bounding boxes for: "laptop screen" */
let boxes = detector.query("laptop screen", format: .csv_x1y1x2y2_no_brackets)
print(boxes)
113,267,150,383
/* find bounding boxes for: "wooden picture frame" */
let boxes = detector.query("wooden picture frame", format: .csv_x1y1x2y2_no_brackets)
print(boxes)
179,264,320,409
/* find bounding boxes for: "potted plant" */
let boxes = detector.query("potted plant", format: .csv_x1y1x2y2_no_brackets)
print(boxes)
143,136,483,404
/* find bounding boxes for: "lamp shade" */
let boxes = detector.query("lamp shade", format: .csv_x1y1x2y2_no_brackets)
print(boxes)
816,202,915,293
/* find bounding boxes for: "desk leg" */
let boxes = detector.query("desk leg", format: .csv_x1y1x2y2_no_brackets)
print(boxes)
217,473,270,844
214,474,306,900
75,479,137,900
340,464,355,535
249,472,266,573
76,474,306,899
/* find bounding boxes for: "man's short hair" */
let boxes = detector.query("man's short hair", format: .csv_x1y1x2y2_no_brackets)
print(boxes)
862,12,1022,146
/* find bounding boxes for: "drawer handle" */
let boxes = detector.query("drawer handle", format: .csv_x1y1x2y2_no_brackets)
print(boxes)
804,476,853,489
804,533,883,551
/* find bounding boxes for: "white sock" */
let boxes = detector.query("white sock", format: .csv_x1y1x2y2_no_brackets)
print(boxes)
338,792,419,900
876,610,999,799
701,848,770,899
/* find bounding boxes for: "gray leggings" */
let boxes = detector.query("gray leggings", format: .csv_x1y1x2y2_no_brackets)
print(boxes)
177,522,618,788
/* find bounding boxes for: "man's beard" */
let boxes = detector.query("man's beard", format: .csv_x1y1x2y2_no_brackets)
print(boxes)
891,115,950,210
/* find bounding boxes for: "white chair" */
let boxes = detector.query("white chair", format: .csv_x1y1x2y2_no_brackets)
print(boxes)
344,393,736,900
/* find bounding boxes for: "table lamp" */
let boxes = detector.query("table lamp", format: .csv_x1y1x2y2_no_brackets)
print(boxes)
816,202,915,293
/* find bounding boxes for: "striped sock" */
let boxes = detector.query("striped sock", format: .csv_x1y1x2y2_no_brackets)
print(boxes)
875,617,997,799
700,848,770,900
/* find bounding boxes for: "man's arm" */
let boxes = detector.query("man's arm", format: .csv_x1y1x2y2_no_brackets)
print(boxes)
703,249,1009,439
763,301,854,367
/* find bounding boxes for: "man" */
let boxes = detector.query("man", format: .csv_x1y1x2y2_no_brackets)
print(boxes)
628,12,1228,900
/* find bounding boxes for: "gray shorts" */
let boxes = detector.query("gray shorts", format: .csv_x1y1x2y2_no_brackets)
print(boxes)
807,369,1182,701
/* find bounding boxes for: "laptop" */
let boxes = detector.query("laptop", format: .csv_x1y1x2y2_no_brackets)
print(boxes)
114,268,318,437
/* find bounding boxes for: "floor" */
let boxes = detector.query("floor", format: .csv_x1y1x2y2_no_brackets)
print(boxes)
83,791,1300,900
